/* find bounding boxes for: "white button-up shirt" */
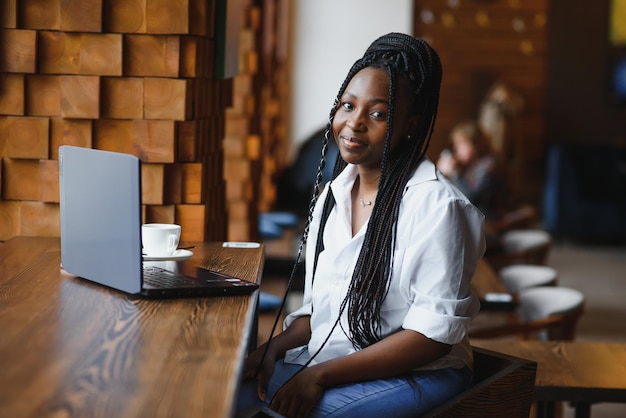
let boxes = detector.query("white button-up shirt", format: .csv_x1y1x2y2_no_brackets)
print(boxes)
284,158,485,371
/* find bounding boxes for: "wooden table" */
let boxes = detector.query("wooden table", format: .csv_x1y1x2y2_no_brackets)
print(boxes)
471,258,517,311
0,236,264,418
472,339,626,418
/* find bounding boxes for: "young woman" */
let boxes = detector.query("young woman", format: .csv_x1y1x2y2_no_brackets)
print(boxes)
237,33,485,418
437,120,506,220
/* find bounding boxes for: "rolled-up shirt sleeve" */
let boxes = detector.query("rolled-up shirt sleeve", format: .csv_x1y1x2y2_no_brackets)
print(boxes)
398,194,484,344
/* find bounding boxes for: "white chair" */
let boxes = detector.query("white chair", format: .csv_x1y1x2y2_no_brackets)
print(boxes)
501,228,551,249
471,286,585,341
486,229,552,270
499,264,559,293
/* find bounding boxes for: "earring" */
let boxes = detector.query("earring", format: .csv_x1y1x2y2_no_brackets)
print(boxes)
407,135,411,140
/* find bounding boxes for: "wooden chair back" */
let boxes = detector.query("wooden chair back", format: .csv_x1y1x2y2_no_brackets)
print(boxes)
425,347,537,418
486,241,552,271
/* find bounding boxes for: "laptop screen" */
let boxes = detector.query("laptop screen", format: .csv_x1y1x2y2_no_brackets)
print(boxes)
59,146,144,294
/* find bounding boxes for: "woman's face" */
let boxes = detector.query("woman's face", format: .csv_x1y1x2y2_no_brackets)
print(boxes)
332,67,415,169
452,133,476,165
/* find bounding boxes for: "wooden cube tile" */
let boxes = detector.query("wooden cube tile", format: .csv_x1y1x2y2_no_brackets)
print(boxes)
181,162,202,204
203,39,215,78
0,201,21,241
3,116,49,159
2,158,39,201
50,119,92,159
143,77,190,120
39,159,59,203
0,120,6,156
225,178,244,200
146,0,189,34
205,219,226,242
192,78,206,118
132,119,176,163
188,0,207,36
1,0,17,28
223,134,245,158
93,119,134,155
20,201,60,237
175,204,205,241
60,0,102,32
228,221,250,243
180,36,200,78
227,200,248,221
246,134,261,160
124,34,180,77
0,74,24,115
25,75,61,117
101,77,144,119
223,157,250,181
1,29,37,73
19,0,61,30
60,75,100,119
144,204,175,224
38,31,80,74
228,93,246,115
141,162,165,205
249,6,261,31
176,120,198,162
163,163,183,204
226,113,250,138
39,32,122,76
103,0,147,33
139,163,184,205
79,33,123,76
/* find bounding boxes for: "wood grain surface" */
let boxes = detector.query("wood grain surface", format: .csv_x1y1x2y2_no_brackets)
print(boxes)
472,339,626,403
0,237,264,418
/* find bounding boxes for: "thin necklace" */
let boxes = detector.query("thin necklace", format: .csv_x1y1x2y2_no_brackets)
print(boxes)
359,198,373,207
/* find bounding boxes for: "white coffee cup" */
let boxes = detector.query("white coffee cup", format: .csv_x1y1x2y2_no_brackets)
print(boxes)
141,223,181,257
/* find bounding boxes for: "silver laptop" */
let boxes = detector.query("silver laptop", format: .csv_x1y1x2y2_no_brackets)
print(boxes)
58,145,259,298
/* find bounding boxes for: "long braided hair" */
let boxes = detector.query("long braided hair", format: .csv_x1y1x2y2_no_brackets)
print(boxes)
313,33,442,349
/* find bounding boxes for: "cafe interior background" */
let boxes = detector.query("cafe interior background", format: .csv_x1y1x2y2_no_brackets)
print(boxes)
1,0,625,416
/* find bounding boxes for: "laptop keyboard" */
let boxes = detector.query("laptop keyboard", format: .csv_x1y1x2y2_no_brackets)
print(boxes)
143,265,199,288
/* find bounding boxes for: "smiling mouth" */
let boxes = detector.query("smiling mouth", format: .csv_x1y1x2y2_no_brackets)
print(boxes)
341,135,366,147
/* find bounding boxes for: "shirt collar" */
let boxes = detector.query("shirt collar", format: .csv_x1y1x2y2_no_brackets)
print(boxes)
406,157,439,187
330,158,439,195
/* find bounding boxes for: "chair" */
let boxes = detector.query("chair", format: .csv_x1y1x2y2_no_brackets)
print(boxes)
486,229,552,271
425,347,537,418
470,286,585,341
499,264,559,293
486,204,538,234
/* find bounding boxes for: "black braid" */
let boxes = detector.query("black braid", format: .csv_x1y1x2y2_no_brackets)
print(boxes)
312,33,443,350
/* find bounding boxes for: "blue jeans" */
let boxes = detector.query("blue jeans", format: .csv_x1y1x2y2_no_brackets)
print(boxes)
236,360,472,418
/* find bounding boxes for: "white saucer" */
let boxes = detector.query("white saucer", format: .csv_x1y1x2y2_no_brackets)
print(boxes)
142,249,193,262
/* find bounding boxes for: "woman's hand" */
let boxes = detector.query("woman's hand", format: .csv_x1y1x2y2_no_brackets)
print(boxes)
269,367,325,418
242,316,313,402
242,343,278,401
267,329,451,417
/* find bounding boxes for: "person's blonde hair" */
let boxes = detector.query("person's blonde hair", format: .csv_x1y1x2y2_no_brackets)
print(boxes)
450,120,494,159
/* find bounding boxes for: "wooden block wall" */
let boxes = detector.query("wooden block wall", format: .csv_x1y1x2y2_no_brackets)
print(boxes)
224,0,291,241
0,0,234,242
414,0,548,205
256,1,290,216
224,2,257,242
